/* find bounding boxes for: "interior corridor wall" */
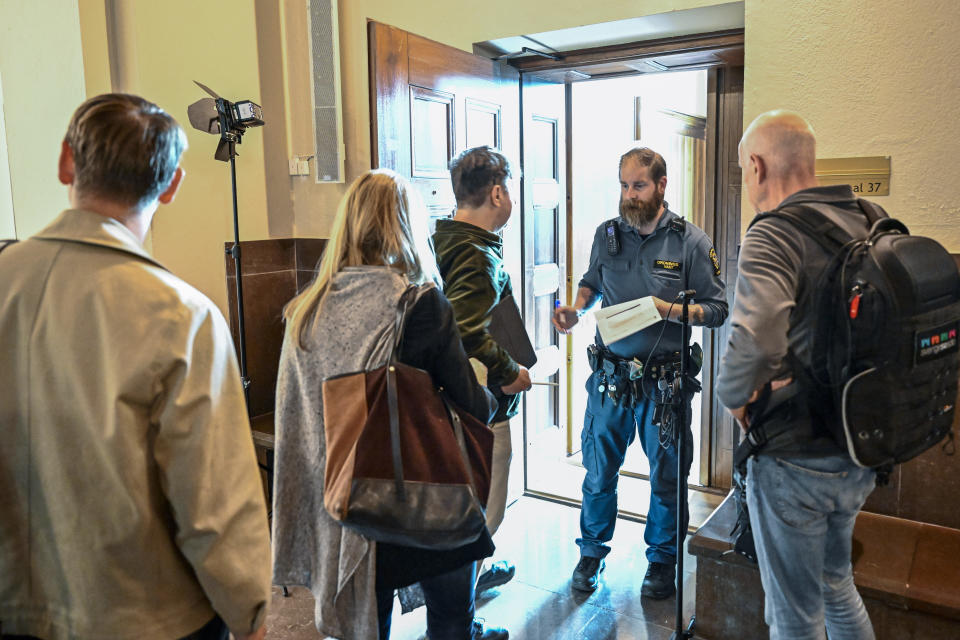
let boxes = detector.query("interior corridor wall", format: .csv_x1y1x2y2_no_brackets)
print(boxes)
0,71,15,240
0,0,86,240
743,0,960,247
86,0,272,314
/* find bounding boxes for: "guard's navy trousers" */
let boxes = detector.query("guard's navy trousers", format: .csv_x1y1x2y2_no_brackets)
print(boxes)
576,369,694,565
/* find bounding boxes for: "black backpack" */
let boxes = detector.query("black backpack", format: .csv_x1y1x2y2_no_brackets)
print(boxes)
751,200,960,469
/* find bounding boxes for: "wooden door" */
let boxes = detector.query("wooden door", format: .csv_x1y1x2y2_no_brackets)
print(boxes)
368,21,525,502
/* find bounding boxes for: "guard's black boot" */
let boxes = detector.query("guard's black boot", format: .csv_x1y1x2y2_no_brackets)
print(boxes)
471,619,508,640
641,561,676,599
571,556,605,592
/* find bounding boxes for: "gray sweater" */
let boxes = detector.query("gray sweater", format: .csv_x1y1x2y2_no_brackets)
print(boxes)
717,185,869,456
271,267,495,639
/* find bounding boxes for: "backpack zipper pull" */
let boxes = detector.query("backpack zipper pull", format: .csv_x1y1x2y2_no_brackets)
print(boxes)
849,284,863,319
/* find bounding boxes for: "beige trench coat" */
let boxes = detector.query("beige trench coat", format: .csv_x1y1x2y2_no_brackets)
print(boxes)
0,210,272,640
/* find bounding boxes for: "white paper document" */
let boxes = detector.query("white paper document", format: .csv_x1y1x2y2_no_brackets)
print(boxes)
594,296,662,345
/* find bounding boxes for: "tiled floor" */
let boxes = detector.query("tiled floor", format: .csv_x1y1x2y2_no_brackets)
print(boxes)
266,496,698,639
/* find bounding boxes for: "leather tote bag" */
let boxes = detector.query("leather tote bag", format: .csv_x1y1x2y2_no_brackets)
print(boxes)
321,285,494,549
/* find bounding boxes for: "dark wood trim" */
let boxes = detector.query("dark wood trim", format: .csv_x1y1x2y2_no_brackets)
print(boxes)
368,20,411,172
706,65,744,490
564,82,574,454
509,29,744,73
700,68,719,486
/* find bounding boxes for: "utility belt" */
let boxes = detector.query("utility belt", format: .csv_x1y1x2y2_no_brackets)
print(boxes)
587,344,682,407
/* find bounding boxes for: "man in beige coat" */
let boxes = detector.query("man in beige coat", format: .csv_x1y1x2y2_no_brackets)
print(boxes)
0,94,272,640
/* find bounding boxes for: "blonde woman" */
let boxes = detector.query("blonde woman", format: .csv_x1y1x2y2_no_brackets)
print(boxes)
272,169,508,640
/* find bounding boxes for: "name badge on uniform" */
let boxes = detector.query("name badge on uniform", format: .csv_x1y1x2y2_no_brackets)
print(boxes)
654,259,681,271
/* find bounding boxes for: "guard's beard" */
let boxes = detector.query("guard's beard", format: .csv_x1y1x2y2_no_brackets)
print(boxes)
619,189,663,229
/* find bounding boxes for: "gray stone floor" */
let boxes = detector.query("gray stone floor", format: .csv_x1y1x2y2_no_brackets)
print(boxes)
265,496,697,639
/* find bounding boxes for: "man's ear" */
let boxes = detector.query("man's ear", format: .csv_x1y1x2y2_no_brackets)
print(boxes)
58,140,75,186
157,167,186,204
489,183,505,208
657,175,668,195
750,153,766,183
157,167,185,205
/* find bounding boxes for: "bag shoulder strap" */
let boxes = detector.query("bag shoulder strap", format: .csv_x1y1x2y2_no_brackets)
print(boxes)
389,282,435,362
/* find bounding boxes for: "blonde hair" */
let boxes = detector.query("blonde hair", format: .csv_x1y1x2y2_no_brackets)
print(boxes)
284,168,440,347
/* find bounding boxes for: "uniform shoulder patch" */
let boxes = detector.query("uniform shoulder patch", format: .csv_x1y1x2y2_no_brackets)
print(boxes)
709,246,721,276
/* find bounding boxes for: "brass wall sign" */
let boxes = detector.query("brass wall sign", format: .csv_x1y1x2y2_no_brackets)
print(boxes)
815,156,890,196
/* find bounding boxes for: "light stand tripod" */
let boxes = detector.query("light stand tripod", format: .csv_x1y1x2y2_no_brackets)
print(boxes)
187,81,265,407
217,102,252,407
665,289,699,640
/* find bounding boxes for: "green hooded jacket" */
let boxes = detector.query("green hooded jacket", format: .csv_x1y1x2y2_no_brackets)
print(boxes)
432,219,521,422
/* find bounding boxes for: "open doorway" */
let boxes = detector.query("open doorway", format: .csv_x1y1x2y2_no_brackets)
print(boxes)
524,70,712,517
368,19,744,526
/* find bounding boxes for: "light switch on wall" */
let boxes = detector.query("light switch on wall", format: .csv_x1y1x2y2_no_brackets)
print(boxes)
288,155,313,177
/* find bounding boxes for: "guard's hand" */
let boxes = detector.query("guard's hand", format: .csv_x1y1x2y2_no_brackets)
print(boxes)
234,626,267,640
501,366,532,395
652,296,673,320
552,305,580,334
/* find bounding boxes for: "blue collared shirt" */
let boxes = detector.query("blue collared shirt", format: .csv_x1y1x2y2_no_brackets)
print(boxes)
579,208,728,359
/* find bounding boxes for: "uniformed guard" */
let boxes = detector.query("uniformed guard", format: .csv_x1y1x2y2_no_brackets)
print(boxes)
552,147,727,598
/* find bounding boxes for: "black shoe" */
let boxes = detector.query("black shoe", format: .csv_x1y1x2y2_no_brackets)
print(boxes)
571,556,605,592
471,619,509,640
476,560,516,594
641,561,676,599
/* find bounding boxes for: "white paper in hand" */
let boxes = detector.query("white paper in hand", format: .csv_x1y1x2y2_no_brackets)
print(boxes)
594,296,662,345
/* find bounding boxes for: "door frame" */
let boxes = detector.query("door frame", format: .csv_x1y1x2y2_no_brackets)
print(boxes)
508,30,744,490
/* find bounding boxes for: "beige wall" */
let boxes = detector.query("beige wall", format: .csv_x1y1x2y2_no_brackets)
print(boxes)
0,0,86,240
743,0,960,246
79,0,272,313
0,70,16,239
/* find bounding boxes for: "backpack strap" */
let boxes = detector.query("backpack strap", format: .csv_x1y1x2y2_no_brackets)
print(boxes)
749,203,855,255
857,199,889,226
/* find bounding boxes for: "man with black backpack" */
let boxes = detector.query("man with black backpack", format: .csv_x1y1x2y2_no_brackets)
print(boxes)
717,111,880,639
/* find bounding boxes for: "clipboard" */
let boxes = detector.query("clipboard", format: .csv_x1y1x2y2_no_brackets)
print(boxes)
488,294,537,368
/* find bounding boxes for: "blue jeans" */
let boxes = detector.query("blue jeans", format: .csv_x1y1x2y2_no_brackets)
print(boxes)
746,454,876,640
577,371,694,564
376,562,476,640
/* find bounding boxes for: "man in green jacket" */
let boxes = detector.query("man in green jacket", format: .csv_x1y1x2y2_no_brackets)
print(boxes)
433,146,532,594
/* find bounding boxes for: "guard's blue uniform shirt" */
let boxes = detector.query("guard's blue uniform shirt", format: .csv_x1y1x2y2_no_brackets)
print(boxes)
579,208,728,359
